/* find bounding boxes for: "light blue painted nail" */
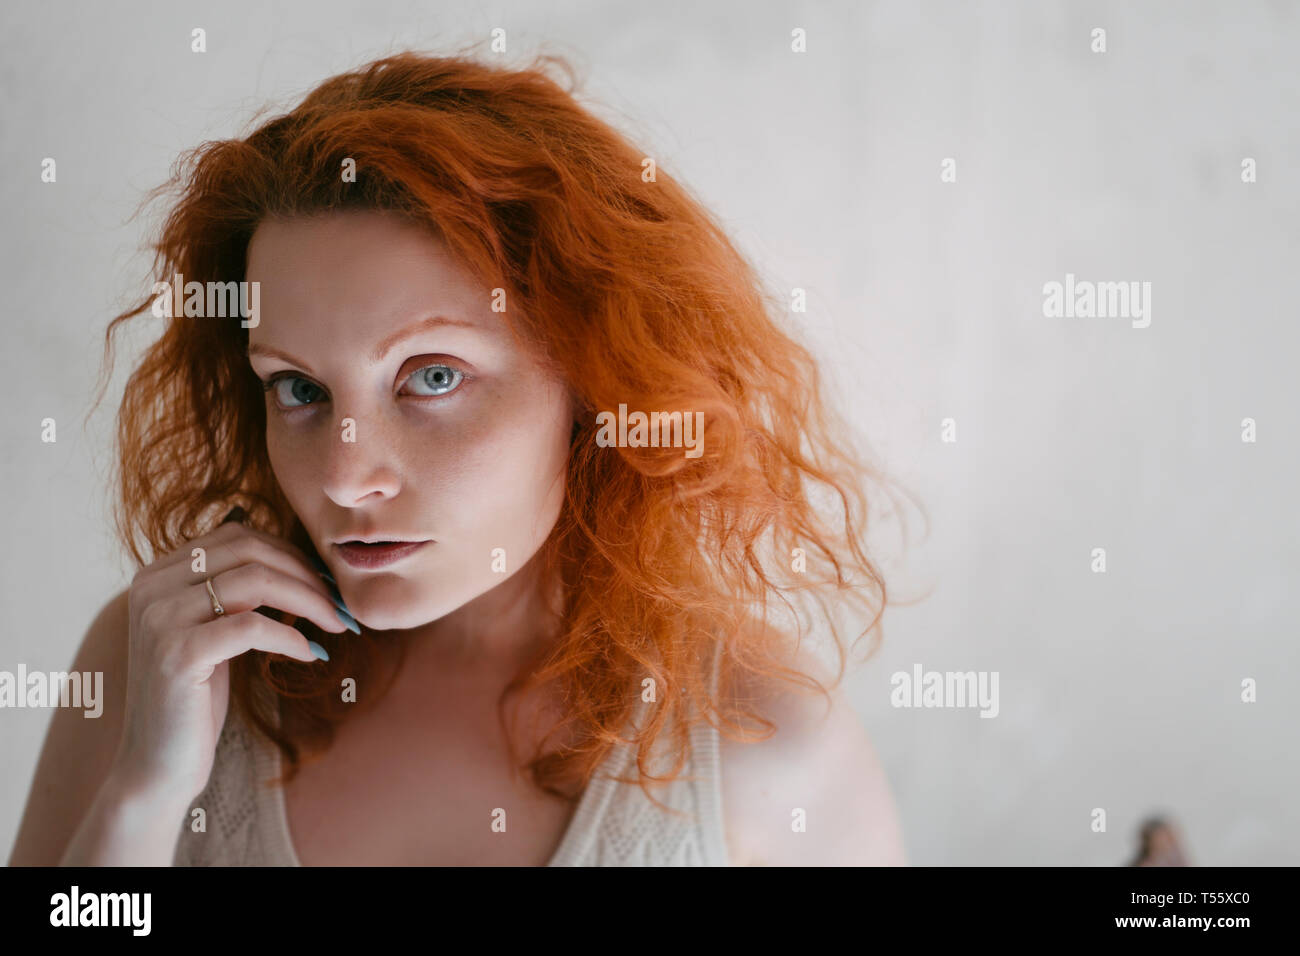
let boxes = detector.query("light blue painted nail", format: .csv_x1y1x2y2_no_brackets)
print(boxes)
307,640,330,661
308,553,336,583
335,607,361,634
326,588,351,614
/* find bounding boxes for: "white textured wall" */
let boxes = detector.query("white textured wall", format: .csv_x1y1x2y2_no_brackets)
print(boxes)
2,0,1295,865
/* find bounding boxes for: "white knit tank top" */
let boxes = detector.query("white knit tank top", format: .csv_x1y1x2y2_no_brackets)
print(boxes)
172,648,730,866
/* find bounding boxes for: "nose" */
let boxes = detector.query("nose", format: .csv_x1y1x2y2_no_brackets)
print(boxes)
319,415,402,507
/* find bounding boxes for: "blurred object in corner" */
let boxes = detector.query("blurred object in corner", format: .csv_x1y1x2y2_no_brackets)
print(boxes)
1128,816,1190,866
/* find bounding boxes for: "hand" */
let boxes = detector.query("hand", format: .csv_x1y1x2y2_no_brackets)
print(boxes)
110,508,349,804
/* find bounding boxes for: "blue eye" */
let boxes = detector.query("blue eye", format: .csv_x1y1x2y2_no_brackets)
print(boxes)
403,364,463,397
264,375,325,408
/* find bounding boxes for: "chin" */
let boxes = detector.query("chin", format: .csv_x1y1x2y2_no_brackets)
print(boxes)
339,577,448,632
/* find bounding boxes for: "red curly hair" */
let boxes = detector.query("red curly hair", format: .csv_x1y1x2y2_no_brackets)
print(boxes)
96,47,916,809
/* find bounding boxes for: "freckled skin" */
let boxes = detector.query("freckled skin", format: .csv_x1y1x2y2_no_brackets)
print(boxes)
246,209,575,673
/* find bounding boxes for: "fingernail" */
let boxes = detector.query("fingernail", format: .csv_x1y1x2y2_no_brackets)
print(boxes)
307,640,330,661
324,580,360,633
326,588,353,616
308,552,335,583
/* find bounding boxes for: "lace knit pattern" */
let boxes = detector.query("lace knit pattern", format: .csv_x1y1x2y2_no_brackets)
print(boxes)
171,701,286,866
172,650,729,867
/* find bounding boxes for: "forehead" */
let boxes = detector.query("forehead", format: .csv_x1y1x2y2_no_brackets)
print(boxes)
246,210,492,340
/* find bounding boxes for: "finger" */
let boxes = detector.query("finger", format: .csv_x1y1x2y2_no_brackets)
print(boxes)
148,520,249,571
198,533,336,603
177,611,323,676
154,522,334,598
180,562,350,634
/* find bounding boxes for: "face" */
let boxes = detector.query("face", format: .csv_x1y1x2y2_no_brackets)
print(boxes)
245,209,575,633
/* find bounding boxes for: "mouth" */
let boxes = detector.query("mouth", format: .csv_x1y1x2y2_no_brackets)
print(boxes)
333,539,431,570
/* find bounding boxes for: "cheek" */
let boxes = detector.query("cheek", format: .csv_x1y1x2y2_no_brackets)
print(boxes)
433,400,570,552
264,419,315,507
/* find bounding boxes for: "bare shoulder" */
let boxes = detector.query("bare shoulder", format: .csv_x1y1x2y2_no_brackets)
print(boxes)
7,588,131,866
717,639,906,867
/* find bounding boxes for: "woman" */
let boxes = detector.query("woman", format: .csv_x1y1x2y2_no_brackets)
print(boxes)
10,50,908,866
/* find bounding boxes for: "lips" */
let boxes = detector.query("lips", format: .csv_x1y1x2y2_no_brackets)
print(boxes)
334,540,430,570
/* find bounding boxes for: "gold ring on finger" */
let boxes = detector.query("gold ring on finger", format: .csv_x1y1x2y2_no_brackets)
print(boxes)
205,577,225,618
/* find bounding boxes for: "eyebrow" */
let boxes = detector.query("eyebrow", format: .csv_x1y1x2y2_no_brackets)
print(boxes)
246,315,483,371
